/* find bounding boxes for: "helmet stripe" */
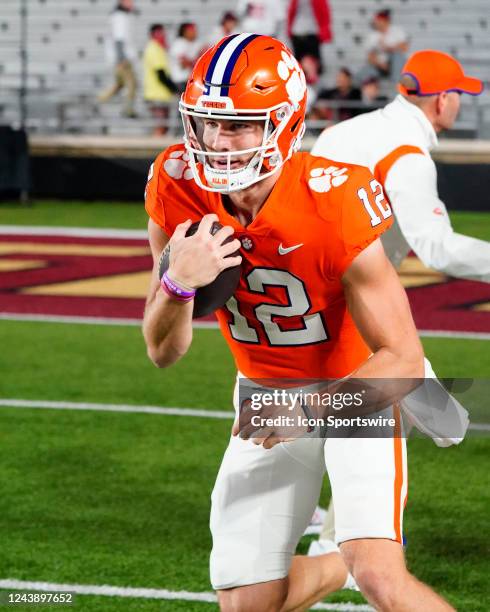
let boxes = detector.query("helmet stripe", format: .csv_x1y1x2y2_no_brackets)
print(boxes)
204,34,239,92
204,33,261,98
220,34,261,96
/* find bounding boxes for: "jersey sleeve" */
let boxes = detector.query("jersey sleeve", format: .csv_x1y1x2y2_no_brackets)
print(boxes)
335,165,394,276
144,151,167,232
144,144,205,238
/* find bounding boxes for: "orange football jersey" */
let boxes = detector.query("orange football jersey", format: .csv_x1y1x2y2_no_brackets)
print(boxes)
145,144,393,379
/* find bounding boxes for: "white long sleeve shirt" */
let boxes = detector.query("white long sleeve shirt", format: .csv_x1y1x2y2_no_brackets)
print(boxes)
237,0,284,36
105,8,137,65
311,95,490,283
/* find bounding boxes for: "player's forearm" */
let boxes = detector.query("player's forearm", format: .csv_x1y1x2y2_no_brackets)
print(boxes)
351,285,425,379
338,241,425,415
351,341,424,379
344,248,425,379
312,343,424,421
337,321,424,416
143,290,193,368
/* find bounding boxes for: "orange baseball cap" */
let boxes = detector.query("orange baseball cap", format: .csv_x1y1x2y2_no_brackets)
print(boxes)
399,50,483,96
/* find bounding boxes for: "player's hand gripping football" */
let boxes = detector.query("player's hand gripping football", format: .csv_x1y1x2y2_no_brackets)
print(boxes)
167,214,242,289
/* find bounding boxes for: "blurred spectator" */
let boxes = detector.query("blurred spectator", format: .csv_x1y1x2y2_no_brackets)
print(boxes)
313,67,361,121
170,23,202,93
360,76,389,109
207,12,240,47
98,0,138,118
237,0,284,37
362,9,409,81
143,24,178,136
300,55,320,113
301,54,320,85
287,0,332,74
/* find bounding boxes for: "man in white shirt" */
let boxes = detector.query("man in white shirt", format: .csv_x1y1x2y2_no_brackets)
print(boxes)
207,12,240,48
237,0,284,37
169,22,202,93
98,0,138,118
309,48,488,554
363,9,408,81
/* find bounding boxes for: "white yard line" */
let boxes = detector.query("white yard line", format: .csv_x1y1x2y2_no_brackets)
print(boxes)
418,330,490,341
0,313,143,327
0,313,219,328
0,399,488,431
1,312,489,339
0,399,233,420
0,225,147,239
468,423,490,431
0,579,373,611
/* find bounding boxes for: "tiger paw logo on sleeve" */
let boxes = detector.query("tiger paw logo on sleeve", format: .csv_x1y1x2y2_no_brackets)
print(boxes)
164,150,194,181
308,166,349,193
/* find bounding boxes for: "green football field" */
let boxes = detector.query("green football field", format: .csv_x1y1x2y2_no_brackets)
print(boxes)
0,201,489,611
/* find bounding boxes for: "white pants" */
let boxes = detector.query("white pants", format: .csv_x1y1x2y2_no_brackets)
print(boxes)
210,379,407,590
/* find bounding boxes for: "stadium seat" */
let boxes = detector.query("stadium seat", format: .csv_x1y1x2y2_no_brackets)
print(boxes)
0,0,488,136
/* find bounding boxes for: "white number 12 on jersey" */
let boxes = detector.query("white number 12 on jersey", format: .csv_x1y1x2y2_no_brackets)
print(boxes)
358,179,392,227
225,268,329,346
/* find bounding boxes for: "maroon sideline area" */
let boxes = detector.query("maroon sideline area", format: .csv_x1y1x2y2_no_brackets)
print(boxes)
0,232,489,333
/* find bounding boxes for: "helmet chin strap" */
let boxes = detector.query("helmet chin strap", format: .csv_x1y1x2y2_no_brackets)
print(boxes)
203,161,260,192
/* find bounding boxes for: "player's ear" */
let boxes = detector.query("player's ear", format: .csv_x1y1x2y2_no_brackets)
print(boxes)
435,92,447,117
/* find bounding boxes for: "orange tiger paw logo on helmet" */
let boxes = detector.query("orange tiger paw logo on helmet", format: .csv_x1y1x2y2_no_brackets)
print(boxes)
276,51,307,108
308,166,349,193
164,150,194,180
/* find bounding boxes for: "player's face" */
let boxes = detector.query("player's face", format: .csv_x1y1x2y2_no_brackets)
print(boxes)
438,91,461,129
201,118,265,170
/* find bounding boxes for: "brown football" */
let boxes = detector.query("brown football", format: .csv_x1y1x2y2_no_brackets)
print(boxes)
158,221,241,319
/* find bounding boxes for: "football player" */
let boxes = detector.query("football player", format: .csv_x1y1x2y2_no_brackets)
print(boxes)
143,35,454,611
310,49,488,555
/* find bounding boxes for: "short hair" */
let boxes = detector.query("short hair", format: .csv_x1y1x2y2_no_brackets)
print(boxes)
221,11,237,25
338,67,352,79
178,22,195,37
375,9,391,20
399,75,439,109
149,23,163,36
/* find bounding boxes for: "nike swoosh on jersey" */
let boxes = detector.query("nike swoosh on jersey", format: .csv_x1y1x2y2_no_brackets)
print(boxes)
278,243,304,255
